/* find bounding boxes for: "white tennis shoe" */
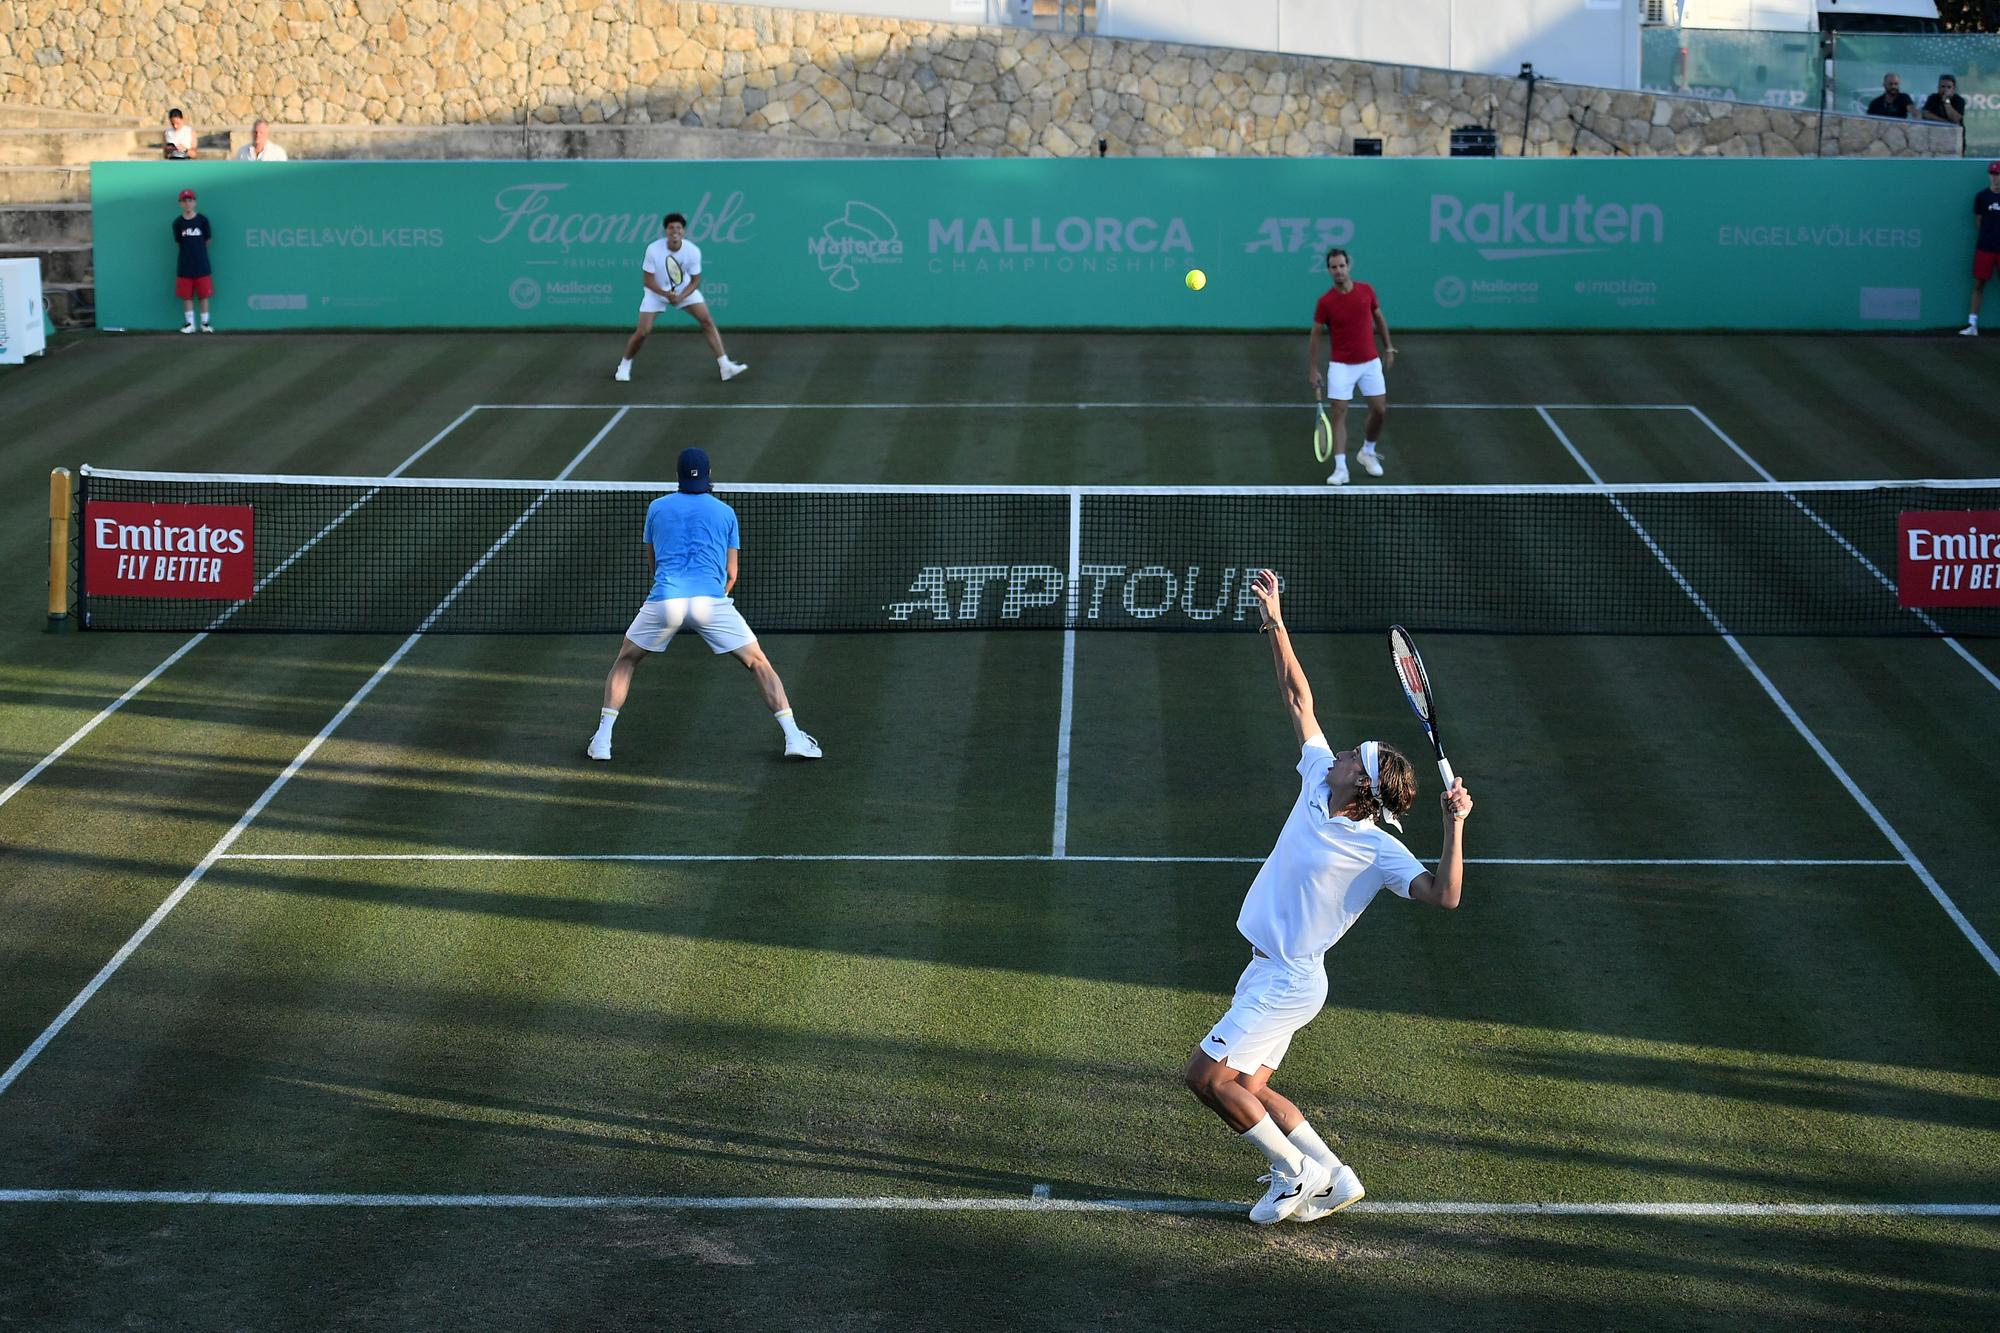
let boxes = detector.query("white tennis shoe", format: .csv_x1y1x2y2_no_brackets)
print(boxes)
586,735,611,761
720,359,749,381
1288,1163,1365,1223
1356,448,1384,477
1248,1155,1331,1225
1961,324,1980,337
783,731,822,760
613,363,632,382
180,320,196,334
1326,460,1350,486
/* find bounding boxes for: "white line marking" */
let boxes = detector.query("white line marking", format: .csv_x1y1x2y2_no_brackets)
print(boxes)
0,413,632,1099
211,853,1900,867
1537,409,2000,981
0,406,485,817
0,1189,1992,1217
1679,405,2000,697
473,402,1705,413
1052,631,1077,859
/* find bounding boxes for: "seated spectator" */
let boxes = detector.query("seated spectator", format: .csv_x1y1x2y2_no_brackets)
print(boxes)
163,108,197,160
1866,73,1914,120
1923,74,1967,126
234,118,290,162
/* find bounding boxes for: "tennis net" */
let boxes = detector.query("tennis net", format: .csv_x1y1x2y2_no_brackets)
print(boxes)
69,466,2000,636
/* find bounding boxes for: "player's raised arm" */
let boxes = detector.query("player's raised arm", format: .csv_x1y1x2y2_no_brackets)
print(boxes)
1251,569,1320,745
1408,778,1473,909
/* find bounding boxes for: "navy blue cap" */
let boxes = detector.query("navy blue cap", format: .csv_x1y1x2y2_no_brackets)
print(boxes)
677,447,712,494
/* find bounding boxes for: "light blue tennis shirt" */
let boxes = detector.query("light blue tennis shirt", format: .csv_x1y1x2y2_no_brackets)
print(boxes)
642,492,740,601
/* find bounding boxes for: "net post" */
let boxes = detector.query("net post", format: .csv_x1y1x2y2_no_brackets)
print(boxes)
47,468,72,633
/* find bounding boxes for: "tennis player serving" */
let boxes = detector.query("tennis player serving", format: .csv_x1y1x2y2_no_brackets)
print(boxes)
1183,569,1470,1225
587,447,820,763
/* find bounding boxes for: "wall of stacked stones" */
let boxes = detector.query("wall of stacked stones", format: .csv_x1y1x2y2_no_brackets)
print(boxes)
0,0,1957,157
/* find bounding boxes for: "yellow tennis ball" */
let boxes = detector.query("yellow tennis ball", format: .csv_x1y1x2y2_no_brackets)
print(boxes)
1185,268,1207,292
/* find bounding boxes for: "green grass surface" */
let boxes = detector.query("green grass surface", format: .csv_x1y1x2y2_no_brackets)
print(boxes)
1,330,1997,1329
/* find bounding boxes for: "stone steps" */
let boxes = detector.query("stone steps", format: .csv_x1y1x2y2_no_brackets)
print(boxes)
0,167,90,204
0,129,154,167
245,121,935,160
0,105,145,129
0,203,91,245
0,243,91,284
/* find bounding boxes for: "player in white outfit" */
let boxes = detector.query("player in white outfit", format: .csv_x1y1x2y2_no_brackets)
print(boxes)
614,211,748,383
1183,569,1472,1225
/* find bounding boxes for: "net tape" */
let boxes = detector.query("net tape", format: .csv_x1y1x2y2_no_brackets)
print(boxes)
74,467,2000,637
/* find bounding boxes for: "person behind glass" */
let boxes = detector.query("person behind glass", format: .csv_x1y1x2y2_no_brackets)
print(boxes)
1923,74,1966,127
1866,73,1914,120
163,108,197,160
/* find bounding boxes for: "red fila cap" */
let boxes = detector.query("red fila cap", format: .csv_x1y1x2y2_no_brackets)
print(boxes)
179,188,196,200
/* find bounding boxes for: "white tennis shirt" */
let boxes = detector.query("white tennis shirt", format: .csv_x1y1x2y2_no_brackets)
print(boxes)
1236,735,1425,970
644,236,702,295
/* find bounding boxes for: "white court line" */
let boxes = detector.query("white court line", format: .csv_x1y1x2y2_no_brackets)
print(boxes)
0,1188,1992,1217
1536,408,2000,982
0,410,631,1100
475,401,1700,412
212,853,1901,866
1677,404,2000,698
0,405,486,817
1051,492,1082,859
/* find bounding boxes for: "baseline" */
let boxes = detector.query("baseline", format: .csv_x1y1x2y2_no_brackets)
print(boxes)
213,853,1902,866
476,401,1699,413
0,1188,1993,1218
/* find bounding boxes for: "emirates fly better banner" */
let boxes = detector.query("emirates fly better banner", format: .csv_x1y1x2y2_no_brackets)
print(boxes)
84,502,256,600
95,157,1987,331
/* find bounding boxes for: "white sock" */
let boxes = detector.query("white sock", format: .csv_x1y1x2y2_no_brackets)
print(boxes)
1335,450,1347,464
617,357,632,369
774,707,803,739
1971,314,1980,327
1241,1115,1305,1173
1359,442,1378,456
594,706,618,738
717,354,731,367
1287,1120,1343,1173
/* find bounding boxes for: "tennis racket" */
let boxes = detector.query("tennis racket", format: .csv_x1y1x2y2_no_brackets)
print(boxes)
1388,624,1457,792
665,253,686,291
1312,402,1334,463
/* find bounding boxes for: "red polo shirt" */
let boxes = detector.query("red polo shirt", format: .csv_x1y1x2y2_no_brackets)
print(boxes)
1314,282,1381,364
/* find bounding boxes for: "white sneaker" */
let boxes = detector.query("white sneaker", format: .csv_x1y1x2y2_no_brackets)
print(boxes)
720,359,748,381
1326,461,1349,486
1961,324,1980,337
1289,1163,1365,1223
783,731,822,760
1248,1155,1331,1226
180,321,196,334
1356,449,1384,477
586,735,611,761
613,363,632,382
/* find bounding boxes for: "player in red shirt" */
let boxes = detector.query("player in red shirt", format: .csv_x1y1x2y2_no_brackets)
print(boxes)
1306,249,1397,485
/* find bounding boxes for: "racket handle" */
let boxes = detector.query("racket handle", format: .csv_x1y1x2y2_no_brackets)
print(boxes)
1437,757,1457,792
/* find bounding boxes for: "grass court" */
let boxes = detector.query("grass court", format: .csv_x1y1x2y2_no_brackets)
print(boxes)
1,329,1997,1329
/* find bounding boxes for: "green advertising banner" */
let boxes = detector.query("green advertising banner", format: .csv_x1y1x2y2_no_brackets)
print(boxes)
98,157,1988,332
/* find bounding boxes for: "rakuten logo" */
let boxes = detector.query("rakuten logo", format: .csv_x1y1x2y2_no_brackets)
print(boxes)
1431,193,1663,260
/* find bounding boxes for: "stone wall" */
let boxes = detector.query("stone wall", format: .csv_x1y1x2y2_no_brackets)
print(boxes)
0,0,1960,158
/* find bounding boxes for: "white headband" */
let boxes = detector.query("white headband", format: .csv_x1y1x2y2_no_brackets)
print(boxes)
1358,740,1402,830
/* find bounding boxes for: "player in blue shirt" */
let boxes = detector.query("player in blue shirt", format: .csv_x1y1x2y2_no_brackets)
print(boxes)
588,447,820,762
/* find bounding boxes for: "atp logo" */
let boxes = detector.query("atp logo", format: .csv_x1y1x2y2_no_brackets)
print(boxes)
508,277,542,310
809,201,904,292
1433,276,1466,309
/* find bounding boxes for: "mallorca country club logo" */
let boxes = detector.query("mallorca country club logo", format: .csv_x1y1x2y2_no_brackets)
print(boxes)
809,201,903,292
509,277,542,310
1433,275,1466,308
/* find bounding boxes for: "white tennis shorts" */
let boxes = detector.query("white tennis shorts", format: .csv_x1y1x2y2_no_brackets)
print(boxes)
1199,953,1329,1074
639,288,706,315
625,596,755,654
1326,357,1386,400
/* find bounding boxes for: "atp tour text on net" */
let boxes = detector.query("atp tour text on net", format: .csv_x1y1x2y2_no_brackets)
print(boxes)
886,564,1271,624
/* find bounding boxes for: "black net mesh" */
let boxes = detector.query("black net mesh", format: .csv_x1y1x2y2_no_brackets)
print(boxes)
74,469,2000,637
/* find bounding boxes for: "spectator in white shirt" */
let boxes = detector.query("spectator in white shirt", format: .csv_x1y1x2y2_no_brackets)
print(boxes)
235,119,290,162
163,108,196,160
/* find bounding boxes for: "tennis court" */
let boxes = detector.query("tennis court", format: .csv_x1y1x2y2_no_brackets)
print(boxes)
2,331,1997,1329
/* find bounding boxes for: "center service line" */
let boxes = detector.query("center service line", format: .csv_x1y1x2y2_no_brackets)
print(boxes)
1536,407,2000,983
0,410,631,1100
